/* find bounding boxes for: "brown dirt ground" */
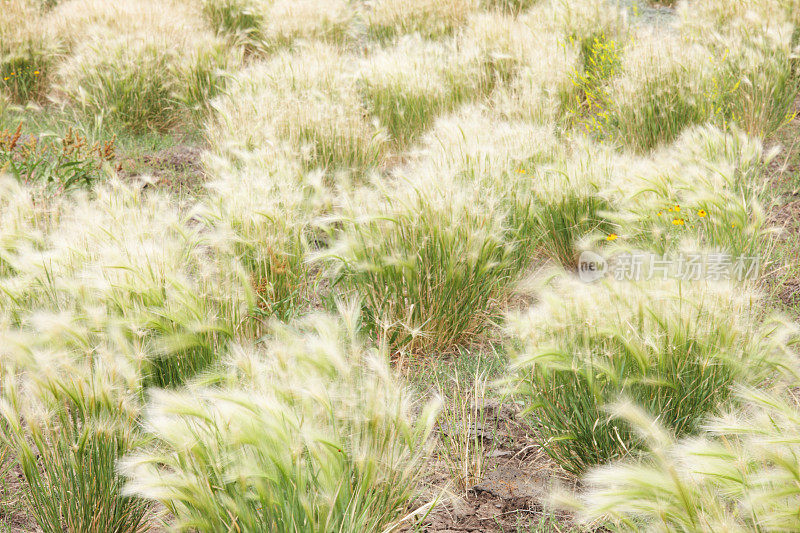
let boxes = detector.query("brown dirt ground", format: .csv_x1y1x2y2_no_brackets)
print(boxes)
407,401,579,532
766,96,800,314
118,144,206,196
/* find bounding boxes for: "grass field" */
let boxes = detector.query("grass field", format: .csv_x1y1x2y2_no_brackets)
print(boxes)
1,0,799,531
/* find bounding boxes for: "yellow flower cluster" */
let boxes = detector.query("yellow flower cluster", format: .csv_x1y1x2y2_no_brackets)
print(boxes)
2,68,41,82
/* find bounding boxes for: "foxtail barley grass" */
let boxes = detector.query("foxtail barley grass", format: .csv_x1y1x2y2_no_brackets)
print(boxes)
403,105,561,270
0,316,150,533
605,18,798,151
603,30,716,151
568,379,800,531
480,0,538,15
199,153,316,325
323,182,519,356
358,36,496,146
526,137,617,268
1,179,250,386
49,0,230,132
0,0,54,103
549,0,627,47
609,125,775,260
0,0,798,530
201,0,355,53
0,176,254,530
122,307,439,532
506,276,786,475
365,0,478,41
201,0,267,50
208,43,387,176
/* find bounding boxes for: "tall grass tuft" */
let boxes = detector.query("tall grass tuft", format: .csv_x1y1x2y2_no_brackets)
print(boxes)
0,175,256,530
603,30,715,151
199,153,317,326
359,36,497,146
609,124,774,259
404,105,562,271
201,0,355,53
0,0,55,103
480,0,539,15
570,380,800,531
0,313,150,533
208,43,387,176
121,307,439,532
527,137,617,268
605,20,798,151
323,182,519,356
0,178,250,387
366,0,478,41
506,276,786,475
49,0,231,133
201,0,266,50
481,12,578,124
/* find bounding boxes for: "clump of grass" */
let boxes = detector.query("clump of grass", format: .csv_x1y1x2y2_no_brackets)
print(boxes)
49,0,231,133
482,13,578,124
480,0,539,15
201,0,265,49
405,105,562,272
323,182,518,356
709,32,799,139
121,307,439,533
550,0,627,45
201,0,355,53
410,104,561,185
604,21,798,151
359,36,495,145
527,138,617,268
609,124,774,259
0,181,251,531
602,30,715,151
45,0,212,51
568,382,800,531
0,0,55,104
0,313,150,533
677,0,800,138
0,176,51,282
199,153,317,327
0,41,55,104
264,0,356,48
208,43,387,176
56,36,229,133
677,0,800,41
366,0,478,41
0,179,250,387
506,276,785,475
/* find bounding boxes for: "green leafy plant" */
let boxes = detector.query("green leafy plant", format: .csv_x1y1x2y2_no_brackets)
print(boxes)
0,124,117,193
